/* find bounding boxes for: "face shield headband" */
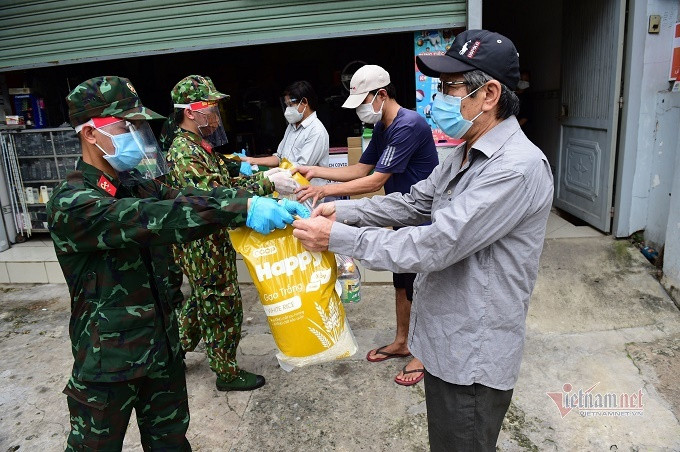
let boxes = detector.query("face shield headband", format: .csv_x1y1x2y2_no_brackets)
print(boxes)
174,100,228,150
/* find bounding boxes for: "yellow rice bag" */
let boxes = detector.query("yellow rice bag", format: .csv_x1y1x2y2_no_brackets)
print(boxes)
229,225,357,370
272,158,310,202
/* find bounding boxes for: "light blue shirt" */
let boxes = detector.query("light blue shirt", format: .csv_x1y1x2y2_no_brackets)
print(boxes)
275,111,329,186
329,116,554,390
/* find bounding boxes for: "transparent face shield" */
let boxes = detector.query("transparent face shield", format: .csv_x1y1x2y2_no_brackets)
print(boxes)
279,96,307,125
77,117,168,180
174,101,228,150
279,95,299,112
193,104,228,148
125,121,169,180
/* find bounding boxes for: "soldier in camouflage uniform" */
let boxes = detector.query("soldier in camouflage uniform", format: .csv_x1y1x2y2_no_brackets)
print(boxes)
166,75,298,391
48,76,305,451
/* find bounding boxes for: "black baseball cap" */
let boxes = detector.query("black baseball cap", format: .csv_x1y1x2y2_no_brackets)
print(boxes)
416,29,520,90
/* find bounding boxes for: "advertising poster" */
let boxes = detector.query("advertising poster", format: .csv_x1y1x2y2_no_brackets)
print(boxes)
414,29,464,146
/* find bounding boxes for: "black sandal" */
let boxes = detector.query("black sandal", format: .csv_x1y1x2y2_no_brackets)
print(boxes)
366,345,412,362
394,365,425,386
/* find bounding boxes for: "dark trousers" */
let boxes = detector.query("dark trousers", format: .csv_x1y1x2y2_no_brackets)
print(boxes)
424,371,513,452
392,272,417,301
64,358,191,451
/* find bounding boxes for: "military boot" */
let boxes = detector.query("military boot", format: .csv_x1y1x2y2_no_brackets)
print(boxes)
216,370,265,391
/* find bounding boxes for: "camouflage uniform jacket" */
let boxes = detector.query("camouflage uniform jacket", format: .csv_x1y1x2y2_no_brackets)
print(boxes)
166,129,273,289
47,159,256,383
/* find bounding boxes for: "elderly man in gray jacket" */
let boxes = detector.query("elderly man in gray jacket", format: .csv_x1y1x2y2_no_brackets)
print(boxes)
293,29,554,451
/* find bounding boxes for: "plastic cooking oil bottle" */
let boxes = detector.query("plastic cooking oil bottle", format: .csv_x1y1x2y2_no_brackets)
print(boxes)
336,255,361,303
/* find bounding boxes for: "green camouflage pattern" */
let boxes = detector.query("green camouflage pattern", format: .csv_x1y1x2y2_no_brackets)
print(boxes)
159,113,181,154
171,75,229,105
180,288,243,379
167,258,185,310
166,129,273,380
64,358,190,450
46,158,256,384
66,76,164,127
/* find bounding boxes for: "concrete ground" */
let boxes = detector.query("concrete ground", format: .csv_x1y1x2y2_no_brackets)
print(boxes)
1,235,679,451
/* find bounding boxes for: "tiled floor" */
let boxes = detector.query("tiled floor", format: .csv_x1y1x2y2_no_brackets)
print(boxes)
0,209,602,284
0,235,64,284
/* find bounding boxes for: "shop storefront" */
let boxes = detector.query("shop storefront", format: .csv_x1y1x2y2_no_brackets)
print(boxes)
1,1,467,144
0,1,466,240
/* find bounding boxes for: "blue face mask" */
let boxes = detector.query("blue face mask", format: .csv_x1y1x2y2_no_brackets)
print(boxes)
96,132,145,172
431,87,483,139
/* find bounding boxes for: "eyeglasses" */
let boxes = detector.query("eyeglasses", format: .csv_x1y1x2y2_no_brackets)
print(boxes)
437,80,469,94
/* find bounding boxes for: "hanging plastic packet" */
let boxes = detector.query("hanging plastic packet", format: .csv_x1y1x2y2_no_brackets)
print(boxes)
336,255,361,303
230,225,358,370
276,158,315,211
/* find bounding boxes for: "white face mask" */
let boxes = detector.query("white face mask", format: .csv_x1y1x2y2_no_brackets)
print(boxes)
356,92,384,124
284,103,306,124
517,80,530,90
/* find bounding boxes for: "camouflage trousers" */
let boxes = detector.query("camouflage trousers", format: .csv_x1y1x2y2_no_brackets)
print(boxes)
64,358,190,451
179,283,243,380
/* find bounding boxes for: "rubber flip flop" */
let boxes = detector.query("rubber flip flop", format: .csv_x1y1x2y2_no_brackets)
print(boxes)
394,365,425,386
366,345,412,362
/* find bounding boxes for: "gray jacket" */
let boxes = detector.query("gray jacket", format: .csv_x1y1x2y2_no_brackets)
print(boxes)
329,116,554,390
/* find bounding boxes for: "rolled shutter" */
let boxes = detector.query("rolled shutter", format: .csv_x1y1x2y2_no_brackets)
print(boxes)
0,0,466,71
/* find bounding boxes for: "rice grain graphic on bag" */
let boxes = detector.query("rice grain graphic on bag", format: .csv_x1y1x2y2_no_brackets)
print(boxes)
229,225,357,370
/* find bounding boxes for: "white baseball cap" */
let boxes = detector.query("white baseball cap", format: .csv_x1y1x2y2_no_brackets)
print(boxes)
342,65,391,109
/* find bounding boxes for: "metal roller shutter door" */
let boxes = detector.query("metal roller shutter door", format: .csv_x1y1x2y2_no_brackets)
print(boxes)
0,0,466,71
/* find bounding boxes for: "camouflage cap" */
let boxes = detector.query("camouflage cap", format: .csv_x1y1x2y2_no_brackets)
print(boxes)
66,76,164,127
171,75,230,105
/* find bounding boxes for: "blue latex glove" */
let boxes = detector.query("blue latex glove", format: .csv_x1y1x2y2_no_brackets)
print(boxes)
246,196,294,234
278,198,310,219
240,161,253,176
238,149,253,176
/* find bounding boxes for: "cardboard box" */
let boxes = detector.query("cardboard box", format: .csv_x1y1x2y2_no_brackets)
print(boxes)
5,115,24,126
347,136,361,148
347,146,362,166
350,187,385,200
9,87,31,95
344,137,384,199
347,145,384,199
